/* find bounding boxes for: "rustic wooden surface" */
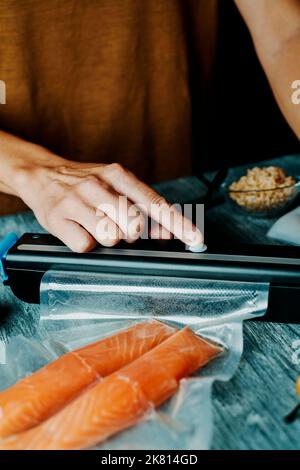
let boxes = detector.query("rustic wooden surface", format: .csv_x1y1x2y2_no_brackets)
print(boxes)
0,155,300,450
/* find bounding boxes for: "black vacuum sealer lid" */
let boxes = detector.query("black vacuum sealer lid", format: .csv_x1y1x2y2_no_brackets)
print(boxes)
1,233,300,320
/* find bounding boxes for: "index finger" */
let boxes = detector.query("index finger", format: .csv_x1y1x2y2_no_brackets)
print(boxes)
100,165,204,247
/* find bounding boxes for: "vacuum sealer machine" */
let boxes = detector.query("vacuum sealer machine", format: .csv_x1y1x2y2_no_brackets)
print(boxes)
1,232,300,323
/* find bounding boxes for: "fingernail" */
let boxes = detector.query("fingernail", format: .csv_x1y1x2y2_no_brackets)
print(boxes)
185,229,203,246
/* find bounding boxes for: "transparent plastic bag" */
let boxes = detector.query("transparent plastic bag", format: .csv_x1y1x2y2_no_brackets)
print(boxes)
0,270,269,450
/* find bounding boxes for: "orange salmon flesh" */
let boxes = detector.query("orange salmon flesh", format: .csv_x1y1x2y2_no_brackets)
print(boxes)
0,326,222,450
0,320,176,438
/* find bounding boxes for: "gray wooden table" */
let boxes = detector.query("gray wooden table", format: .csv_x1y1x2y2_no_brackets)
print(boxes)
1,155,300,450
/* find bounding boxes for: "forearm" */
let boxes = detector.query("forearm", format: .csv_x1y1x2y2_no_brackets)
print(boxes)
0,180,15,196
0,131,22,196
0,130,66,198
235,0,300,138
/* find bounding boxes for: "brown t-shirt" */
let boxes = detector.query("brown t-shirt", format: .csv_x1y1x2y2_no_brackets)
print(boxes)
0,0,217,214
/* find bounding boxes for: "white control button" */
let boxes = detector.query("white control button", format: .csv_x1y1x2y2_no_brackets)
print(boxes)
188,243,208,253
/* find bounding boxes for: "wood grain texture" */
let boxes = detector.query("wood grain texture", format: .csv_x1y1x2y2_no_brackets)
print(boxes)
1,155,300,449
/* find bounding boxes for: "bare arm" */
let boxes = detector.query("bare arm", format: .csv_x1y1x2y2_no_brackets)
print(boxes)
234,0,300,138
0,131,203,251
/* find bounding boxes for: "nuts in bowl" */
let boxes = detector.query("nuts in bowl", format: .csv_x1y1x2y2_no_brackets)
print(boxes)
223,166,300,217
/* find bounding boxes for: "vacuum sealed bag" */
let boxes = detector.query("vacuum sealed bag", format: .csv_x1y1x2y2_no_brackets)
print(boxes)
0,270,269,450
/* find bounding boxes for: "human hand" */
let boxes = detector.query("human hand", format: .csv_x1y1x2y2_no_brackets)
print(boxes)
5,138,203,252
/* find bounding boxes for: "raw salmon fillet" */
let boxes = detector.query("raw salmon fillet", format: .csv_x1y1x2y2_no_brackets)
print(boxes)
0,320,176,438
0,327,222,450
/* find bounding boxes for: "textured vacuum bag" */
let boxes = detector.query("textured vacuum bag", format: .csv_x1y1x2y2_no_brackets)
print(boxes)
0,271,269,450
